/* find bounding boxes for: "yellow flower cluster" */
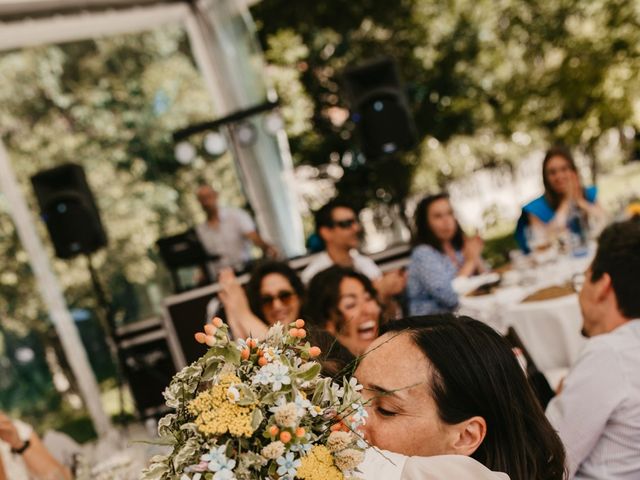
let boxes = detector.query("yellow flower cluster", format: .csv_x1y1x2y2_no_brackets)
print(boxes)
188,374,256,437
297,446,344,480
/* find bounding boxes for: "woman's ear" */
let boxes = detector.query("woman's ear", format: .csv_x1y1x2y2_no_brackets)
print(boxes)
451,416,486,456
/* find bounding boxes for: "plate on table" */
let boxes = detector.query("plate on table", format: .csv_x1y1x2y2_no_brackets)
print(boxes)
454,273,501,297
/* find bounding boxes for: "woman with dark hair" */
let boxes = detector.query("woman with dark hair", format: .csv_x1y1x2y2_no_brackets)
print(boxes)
218,261,304,340
406,193,484,315
356,315,566,480
306,266,382,357
515,146,604,252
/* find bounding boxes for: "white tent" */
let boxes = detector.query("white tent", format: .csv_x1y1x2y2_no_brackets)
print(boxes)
0,0,304,436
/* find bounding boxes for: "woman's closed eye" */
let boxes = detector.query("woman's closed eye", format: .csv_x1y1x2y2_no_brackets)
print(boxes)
376,406,398,417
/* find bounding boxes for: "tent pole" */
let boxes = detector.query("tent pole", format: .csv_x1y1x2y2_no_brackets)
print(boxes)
0,140,112,438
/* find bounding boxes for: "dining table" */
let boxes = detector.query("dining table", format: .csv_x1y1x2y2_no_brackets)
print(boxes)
456,251,593,388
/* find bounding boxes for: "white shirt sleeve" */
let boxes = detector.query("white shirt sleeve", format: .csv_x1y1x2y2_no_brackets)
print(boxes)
353,252,382,280
229,207,256,235
546,340,627,478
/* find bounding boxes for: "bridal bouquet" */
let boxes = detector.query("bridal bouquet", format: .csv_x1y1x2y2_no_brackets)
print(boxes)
141,318,367,480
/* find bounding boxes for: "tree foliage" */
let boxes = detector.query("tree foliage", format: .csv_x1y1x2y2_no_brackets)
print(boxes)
253,0,640,196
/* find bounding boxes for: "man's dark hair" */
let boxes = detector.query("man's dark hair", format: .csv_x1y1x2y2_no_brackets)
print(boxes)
382,315,566,480
590,219,640,318
314,199,357,234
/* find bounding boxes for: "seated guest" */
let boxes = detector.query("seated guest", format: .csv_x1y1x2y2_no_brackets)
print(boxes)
546,220,640,479
356,315,566,480
515,146,604,252
0,412,72,480
301,199,406,308
195,184,277,277
407,193,484,315
217,261,304,339
215,263,353,376
306,266,382,357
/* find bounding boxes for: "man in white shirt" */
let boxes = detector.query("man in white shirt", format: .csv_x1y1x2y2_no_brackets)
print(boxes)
301,199,406,303
546,219,640,479
195,185,277,277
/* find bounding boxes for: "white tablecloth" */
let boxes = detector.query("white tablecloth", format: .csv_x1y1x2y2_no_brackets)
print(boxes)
458,254,591,381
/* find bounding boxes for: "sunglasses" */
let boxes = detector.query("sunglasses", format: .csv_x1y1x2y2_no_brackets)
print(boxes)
261,290,297,308
331,218,358,229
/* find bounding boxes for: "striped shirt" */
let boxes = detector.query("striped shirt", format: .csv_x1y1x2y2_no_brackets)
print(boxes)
546,319,640,479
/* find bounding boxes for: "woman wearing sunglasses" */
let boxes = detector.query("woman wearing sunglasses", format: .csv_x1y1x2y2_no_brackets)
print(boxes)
218,261,304,340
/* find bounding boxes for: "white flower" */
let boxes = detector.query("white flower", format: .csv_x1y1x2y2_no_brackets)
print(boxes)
202,445,235,473
294,393,313,416
261,441,285,460
213,469,236,480
276,452,301,477
253,367,274,386
348,403,368,427
226,386,240,403
180,474,202,480
254,362,291,391
273,402,299,428
289,442,312,454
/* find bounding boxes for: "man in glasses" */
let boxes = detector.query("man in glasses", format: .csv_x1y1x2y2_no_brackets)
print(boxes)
301,199,406,302
546,219,640,480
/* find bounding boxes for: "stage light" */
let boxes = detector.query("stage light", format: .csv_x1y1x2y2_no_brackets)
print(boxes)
204,131,227,156
236,122,257,146
174,141,196,165
263,111,284,135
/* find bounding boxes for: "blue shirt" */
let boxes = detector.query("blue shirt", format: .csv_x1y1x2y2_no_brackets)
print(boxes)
407,244,461,315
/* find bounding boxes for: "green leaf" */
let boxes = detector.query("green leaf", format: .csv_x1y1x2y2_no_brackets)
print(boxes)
251,408,264,431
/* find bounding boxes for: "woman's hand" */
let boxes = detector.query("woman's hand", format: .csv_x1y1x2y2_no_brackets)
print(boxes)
463,235,484,263
0,412,22,450
218,268,251,317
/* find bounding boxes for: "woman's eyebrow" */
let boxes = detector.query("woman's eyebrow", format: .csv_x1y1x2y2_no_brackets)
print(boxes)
367,383,410,400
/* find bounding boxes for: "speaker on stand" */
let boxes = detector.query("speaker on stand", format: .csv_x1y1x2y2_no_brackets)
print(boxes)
342,57,417,160
31,163,129,424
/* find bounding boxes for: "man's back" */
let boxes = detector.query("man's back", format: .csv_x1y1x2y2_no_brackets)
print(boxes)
546,319,640,479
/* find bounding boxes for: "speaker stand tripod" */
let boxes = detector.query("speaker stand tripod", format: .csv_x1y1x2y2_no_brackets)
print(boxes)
85,253,128,430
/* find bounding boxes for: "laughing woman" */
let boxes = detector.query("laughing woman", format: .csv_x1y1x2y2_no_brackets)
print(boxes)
306,266,382,357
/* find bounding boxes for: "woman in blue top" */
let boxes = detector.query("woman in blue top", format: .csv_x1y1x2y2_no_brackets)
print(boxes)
407,194,484,315
515,146,603,252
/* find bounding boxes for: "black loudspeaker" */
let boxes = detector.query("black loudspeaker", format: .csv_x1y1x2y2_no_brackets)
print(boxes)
343,58,417,159
31,163,107,259
119,336,176,418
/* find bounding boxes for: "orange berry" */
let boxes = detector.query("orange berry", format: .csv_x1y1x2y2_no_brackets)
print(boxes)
297,328,307,338
194,332,207,344
205,335,216,347
279,431,292,443
247,338,257,349
295,427,305,437
289,328,299,337
257,349,264,357
269,425,279,437
309,346,321,357
295,319,305,328
258,356,268,366
330,422,343,432
204,324,217,336
212,317,224,328
241,348,250,360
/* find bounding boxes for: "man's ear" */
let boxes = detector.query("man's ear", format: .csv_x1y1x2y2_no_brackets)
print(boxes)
318,225,332,242
594,272,613,302
451,416,486,457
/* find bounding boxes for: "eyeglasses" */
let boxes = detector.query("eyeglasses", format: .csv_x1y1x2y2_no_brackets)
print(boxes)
261,290,297,308
571,273,586,293
331,218,358,229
